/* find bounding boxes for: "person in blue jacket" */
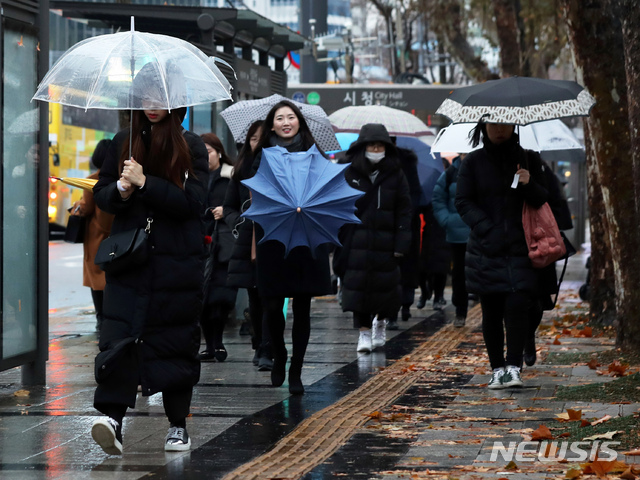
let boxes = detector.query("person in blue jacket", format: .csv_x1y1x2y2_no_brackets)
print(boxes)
432,154,470,327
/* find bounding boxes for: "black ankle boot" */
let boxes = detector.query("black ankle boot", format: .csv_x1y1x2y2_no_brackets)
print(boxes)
288,362,304,395
271,347,287,387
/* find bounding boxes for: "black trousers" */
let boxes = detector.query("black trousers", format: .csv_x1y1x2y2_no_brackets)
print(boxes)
96,388,193,429
91,288,104,327
450,243,469,317
353,312,374,329
200,303,232,351
264,295,311,365
247,287,271,352
480,292,533,369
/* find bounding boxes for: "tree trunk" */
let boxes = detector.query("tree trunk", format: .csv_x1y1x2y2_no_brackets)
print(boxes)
430,0,495,82
610,0,640,346
562,0,640,347
491,0,522,76
584,130,617,326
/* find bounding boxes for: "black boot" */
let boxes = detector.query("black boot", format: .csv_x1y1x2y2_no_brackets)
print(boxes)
271,346,287,387
524,336,537,366
288,361,304,395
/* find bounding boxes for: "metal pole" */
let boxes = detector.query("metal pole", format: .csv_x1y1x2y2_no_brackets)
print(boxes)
395,0,405,73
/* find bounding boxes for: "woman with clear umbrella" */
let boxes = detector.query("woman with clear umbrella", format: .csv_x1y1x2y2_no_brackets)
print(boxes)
90,66,209,454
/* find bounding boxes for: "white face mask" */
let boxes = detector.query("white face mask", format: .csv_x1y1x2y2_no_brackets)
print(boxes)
365,151,385,163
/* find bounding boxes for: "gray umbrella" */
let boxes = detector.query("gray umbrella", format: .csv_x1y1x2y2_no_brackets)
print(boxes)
220,94,340,152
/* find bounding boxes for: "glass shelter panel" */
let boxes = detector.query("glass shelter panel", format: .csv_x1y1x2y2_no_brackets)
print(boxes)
2,26,39,359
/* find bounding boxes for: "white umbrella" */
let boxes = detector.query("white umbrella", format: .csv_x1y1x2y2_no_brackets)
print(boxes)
329,105,432,137
430,120,584,162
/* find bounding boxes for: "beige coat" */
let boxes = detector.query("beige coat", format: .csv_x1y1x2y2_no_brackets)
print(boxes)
73,172,114,290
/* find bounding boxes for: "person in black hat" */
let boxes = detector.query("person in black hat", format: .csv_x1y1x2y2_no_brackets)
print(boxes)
337,123,412,353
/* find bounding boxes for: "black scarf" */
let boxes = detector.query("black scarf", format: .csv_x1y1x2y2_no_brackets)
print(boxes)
269,132,304,151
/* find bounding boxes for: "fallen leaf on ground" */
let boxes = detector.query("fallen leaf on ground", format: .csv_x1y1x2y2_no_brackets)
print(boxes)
620,467,637,480
531,424,553,441
591,414,612,426
565,467,582,479
608,360,629,376
582,459,628,478
505,460,518,470
556,408,582,421
582,430,620,441
13,389,29,397
587,357,599,369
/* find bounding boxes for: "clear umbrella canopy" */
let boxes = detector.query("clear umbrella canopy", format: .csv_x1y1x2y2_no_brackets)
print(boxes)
32,17,233,110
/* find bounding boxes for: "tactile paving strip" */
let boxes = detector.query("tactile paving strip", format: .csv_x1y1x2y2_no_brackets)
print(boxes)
222,305,482,480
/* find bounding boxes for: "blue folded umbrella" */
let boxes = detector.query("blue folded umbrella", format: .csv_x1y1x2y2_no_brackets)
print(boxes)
241,145,363,257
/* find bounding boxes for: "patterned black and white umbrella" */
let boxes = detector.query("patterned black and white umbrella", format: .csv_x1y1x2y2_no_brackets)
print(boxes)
220,94,340,152
436,77,596,125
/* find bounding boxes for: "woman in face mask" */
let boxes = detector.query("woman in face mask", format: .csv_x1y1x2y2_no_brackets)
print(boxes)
338,123,413,354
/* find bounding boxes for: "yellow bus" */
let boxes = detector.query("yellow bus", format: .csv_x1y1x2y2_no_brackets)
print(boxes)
47,103,119,230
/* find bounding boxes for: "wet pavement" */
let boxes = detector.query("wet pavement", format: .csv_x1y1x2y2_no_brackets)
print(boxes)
3,251,630,480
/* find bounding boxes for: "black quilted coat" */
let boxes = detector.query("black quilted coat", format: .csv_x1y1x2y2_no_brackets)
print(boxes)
340,154,413,317
455,136,548,295
93,126,208,406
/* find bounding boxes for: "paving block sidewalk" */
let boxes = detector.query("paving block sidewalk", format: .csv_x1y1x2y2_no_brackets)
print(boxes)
313,281,640,480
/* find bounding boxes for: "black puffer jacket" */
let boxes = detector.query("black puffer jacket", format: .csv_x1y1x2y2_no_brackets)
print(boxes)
340,135,413,317
204,163,237,307
223,174,255,289
455,136,548,295
93,126,208,400
396,147,422,288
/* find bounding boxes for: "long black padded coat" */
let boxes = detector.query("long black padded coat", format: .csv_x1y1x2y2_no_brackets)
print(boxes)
93,126,208,406
340,155,413,318
455,135,548,295
223,170,256,289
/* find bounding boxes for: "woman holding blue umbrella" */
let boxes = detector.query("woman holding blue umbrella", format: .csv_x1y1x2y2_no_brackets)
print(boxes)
251,101,332,395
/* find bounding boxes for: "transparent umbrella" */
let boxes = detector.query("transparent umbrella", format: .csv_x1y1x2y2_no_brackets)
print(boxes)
32,17,233,111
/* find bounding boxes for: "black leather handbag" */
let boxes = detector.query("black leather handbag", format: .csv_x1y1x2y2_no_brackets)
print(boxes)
95,217,153,274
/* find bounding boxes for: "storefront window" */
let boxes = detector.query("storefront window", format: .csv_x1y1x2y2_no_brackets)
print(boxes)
2,26,39,359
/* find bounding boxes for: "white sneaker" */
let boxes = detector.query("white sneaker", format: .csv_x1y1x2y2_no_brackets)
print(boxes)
357,330,372,353
371,316,387,349
487,368,505,390
502,365,524,387
165,425,191,452
91,417,123,455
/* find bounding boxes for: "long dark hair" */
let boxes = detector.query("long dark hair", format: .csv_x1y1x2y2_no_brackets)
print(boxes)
254,100,320,156
200,132,234,167
232,120,263,181
119,108,191,188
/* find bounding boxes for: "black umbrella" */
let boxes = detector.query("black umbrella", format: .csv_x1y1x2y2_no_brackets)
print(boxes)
436,77,595,125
